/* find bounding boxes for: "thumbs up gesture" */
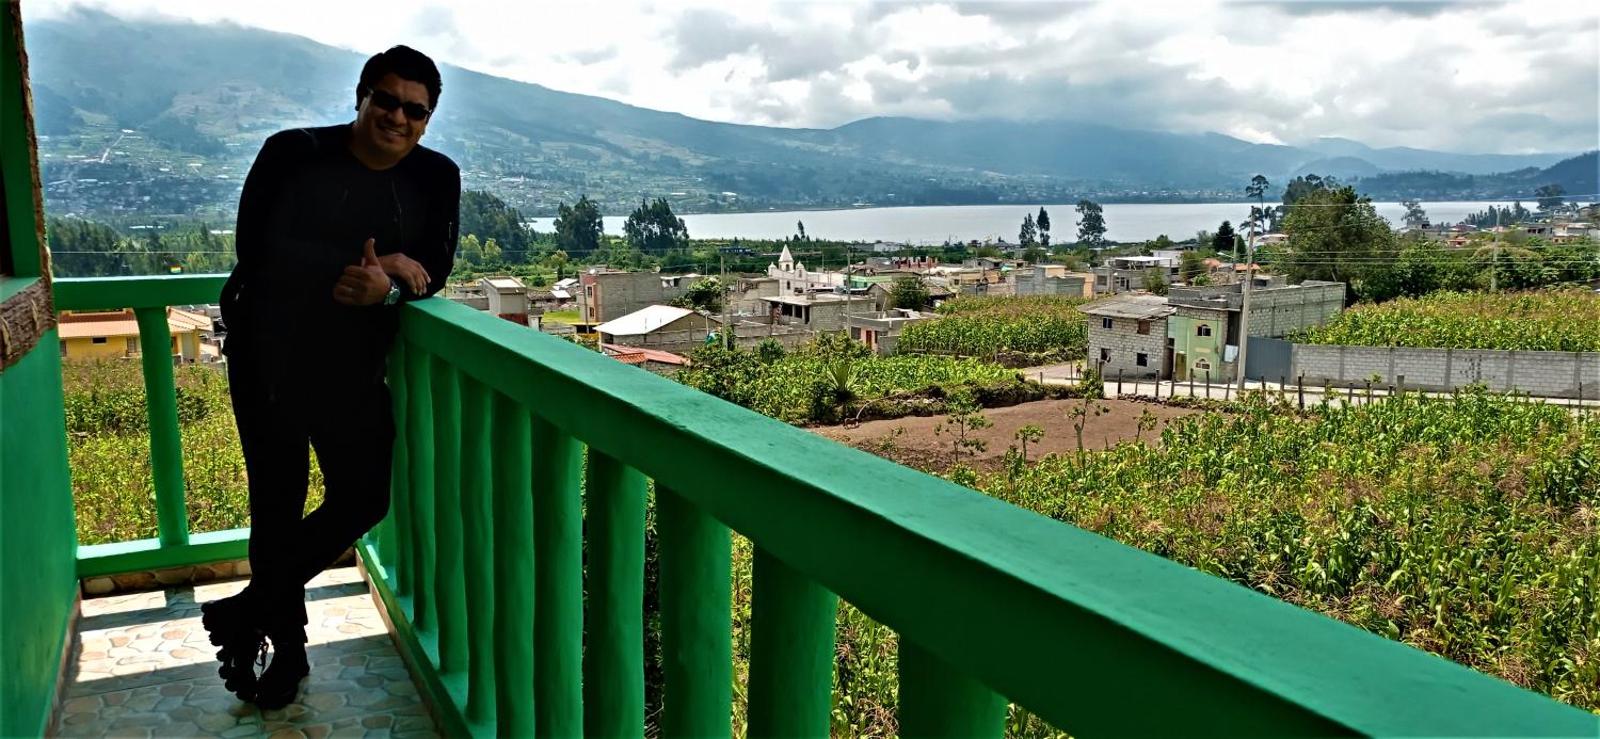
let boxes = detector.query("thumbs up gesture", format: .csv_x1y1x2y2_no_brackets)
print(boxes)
333,238,393,306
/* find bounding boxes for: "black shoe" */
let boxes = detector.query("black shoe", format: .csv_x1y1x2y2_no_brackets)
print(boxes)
201,595,265,701
253,640,309,710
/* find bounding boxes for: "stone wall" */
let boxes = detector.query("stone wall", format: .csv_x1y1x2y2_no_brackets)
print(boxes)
1087,316,1169,379
1290,344,1600,398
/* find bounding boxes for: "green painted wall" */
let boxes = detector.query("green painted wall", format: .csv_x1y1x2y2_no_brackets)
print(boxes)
1,329,78,738
1169,314,1227,381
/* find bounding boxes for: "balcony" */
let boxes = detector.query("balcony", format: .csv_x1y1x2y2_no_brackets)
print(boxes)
2,273,1595,737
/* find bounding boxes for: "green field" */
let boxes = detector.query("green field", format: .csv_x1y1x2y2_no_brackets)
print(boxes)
1294,289,1600,352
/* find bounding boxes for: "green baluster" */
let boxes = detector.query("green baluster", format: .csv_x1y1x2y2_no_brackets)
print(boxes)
404,346,436,634
134,306,187,547
657,486,732,739
431,358,467,678
492,401,535,737
584,451,648,738
459,377,496,725
532,417,583,736
382,340,410,595
897,641,1004,739
747,548,836,738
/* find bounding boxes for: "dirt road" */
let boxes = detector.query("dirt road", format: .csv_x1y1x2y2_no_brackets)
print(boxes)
814,398,1200,473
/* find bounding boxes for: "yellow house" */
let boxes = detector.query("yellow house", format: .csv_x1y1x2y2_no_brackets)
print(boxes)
57,307,216,362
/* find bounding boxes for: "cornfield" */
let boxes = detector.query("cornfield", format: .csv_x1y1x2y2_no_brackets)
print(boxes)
979,390,1598,713
1294,289,1600,351
898,295,1088,358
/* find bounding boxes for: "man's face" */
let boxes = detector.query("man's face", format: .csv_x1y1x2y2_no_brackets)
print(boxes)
355,73,431,157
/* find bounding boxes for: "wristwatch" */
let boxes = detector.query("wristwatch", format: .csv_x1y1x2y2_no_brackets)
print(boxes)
383,278,402,306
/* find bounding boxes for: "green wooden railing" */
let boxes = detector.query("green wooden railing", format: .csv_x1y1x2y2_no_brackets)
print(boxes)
52,276,1598,737
53,275,250,577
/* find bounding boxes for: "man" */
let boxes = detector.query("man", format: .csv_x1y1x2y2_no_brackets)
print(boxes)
201,45,459,709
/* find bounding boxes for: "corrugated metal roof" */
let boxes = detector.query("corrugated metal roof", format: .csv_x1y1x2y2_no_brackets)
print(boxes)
595,305,695,336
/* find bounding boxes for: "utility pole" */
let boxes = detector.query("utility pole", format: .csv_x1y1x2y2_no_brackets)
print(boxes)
1490,206,1501,293
1235,216,1259,392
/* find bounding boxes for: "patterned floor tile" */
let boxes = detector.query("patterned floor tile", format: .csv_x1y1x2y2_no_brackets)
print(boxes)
57,568,435,738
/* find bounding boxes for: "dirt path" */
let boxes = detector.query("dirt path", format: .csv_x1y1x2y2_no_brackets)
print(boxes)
814,398,1201,473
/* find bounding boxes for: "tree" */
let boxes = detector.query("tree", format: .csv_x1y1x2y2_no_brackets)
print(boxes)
1245,174,1271,233
1075,200,1106,247
889,275,930,310
1150,234,1174,251
624,197,689,253
1023,246,1047,264
1142,271,1169,295
1536,184,1566,212
459,190,534,261
1179,249,1206,284
1400,198,1429,228
546,249,569,280
1212,221,1236,253
1279,185,1394,301
671,277,724,313
1018,213,1038,247
795,220,808,241
1037,207,1052,249
554,196,603,256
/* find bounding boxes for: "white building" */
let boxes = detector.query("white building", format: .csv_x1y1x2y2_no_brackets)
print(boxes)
768,245,847,295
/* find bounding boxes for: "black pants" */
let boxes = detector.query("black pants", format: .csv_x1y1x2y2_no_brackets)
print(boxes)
227,350,394,642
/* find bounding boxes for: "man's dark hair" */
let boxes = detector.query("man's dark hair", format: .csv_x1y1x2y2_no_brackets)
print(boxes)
357,45,442,109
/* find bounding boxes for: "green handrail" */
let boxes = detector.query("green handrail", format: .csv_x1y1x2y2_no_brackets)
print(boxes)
54,276,234,572
372,295,1593,738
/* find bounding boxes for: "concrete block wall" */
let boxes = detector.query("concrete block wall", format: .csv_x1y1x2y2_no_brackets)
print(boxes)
1087,316,1168,379
1289,344,1600,398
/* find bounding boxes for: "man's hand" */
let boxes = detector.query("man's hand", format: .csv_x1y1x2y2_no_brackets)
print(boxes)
378,252,431,295
333,238,392,306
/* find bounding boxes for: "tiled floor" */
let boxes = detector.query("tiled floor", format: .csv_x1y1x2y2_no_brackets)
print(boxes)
55,568,437,738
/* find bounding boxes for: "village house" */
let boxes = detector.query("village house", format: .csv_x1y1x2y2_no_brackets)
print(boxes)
1094,252,1181,294
599,343,690,376
1082,280,1347,382
578,268,705,324
482,277,530,325
760,292,871,332
1079,294,1176,379
594,304,722,355
844,308,935,355
1014,264,1093,297
58,307,215,362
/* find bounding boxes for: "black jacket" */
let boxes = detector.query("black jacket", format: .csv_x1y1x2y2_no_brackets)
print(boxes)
221,125,459,390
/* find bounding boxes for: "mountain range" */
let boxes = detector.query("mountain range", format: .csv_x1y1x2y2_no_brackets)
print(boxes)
24,10,1597,219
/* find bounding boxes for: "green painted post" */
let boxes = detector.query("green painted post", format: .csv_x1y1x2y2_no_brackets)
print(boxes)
657,486,732,739
133,306,188,547
459,378,496,725
747,548,837,738
583,452,648,738
387,341,413,598
431,358,467,676
532,416,583,736
491,400,535,737
897,641,1005,739
404,348,436,633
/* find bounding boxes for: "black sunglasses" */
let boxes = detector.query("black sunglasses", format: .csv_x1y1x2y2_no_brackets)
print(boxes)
366,88,432,121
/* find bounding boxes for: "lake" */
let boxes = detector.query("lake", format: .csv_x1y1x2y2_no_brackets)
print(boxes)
525,201,1531,245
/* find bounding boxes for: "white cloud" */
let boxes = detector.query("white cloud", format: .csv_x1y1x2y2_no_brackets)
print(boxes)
23,0,1600,152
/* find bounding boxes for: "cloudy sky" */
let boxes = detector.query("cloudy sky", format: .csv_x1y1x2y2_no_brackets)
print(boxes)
27,0,1600,153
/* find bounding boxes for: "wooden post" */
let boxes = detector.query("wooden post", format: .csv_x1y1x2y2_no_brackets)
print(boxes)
1298,375,1305,410
1117,369,1123,396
